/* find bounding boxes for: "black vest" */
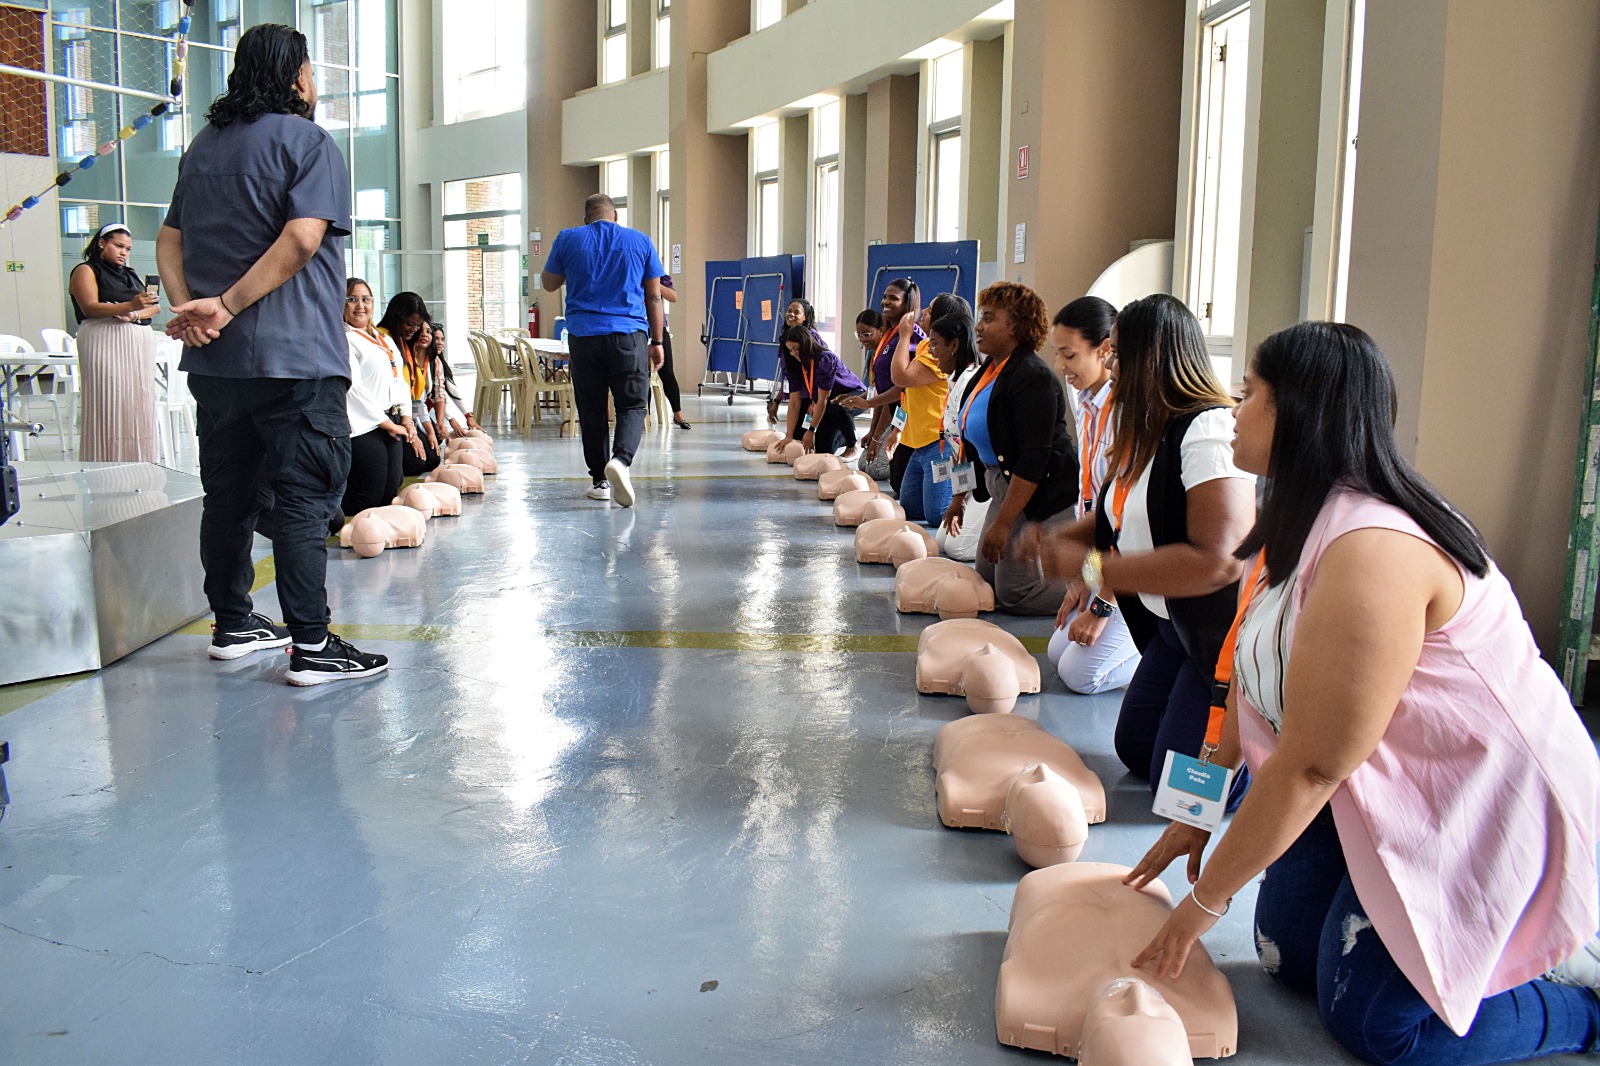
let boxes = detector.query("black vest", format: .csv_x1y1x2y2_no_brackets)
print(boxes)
1094,407,1241,682
71,258,145,324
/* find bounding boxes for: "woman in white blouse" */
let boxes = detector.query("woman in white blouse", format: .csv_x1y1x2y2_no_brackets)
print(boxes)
1031,294,1255,803
342,278,415,517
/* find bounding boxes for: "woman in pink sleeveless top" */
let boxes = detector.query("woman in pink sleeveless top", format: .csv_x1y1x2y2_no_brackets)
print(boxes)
1125,321,1600,1064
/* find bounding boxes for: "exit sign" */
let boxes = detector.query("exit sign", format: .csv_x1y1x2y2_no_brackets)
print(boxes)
4,261,23,272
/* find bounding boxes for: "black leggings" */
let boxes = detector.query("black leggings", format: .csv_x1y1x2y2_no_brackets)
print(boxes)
890,442,911,496
659,328,682,415
343,427,404,515
401,427,441,478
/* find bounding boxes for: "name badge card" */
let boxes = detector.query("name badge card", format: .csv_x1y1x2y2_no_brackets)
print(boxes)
951,462,978,494
1152,751,1235,833
891,406,908,430
932,460,953,483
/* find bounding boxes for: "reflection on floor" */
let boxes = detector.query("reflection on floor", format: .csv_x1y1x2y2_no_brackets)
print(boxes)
0,398,1590,1064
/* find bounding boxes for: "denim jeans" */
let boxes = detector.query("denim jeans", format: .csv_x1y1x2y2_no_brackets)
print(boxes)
190,374,350,646
1257,809,1600,1065
1114,618,1249,809
898,438,954,525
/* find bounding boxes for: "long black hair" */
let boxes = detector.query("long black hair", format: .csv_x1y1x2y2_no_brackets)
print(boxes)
882,277,919,326
376,291,428,341
1053,295,1117,346
206,24,312,128
1108,293,1232,482
81,222,131,262
929,312,978,378
1238,321,1489,583
783,323,823,364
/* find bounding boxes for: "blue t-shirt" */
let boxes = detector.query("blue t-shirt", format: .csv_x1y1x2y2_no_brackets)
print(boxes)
961,379,998,466
165,113,352,380
545,221,666,336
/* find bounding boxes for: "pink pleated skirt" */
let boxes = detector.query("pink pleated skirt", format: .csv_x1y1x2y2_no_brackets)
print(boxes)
76,317,158,463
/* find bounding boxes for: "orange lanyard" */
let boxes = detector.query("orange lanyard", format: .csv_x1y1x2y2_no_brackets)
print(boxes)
801,360,816,399
1202,551,1268,761
1107,471,1134,535
957,356,1008,462
352,328,399,378
1080,397,1112,508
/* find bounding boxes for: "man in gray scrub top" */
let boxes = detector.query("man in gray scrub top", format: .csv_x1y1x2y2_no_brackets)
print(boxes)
157,23,387,687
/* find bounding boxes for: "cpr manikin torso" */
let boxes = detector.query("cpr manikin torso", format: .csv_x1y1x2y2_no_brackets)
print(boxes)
767,440,806,464
834,487,901,527
339,505,427,558
997,863,1238,1060
444,436,492,456
819,469,874,500
856,518,938,565
1077,978,1195,1066
448,448,498,475
934,714,1106,827
393,481,463,517
793,453,845,479
915,618,1040,713
426,464,486,494
743,428,784,452
895,557,995,617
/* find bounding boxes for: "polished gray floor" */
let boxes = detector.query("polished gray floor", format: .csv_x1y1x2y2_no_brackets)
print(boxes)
0,398,1590,1065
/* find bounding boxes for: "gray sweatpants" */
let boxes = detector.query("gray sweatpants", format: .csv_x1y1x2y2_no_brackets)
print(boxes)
974,468,1071,616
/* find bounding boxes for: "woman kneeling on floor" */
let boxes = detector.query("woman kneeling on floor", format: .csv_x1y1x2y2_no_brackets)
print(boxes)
1116,321,1600,1066
773,325,866,457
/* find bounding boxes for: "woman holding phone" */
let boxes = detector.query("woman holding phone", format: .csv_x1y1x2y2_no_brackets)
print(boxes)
68,221,160,462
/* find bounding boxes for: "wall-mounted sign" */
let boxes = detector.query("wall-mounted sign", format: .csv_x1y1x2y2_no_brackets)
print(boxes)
671,243,682,274
1013,223,1026,264
1017,145,1030,179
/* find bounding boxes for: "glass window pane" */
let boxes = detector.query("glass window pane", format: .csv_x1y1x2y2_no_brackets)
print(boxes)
753,122,778,173
53,25,119,201
602,30,626,84
814,99,839,158
299,0,350,68
933,132,961,243
355,0,397,75
654,14,669,69
608,0,627,30
604,159,628,199
249,1,297,27
312,62,351,135
754,0,781,31
655,149,669,191
757,177,779,256
932,49,963,123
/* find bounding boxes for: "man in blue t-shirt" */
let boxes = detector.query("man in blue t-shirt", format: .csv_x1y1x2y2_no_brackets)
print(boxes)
540,194,666,507
157,24,387,686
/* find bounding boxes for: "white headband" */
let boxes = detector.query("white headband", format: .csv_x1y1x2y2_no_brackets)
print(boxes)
96,223,131,239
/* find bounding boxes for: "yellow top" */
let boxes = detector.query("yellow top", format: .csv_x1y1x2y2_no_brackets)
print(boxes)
900,338,949,449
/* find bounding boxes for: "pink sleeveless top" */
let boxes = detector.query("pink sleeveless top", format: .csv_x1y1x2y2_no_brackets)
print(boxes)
1234,489,1600,1036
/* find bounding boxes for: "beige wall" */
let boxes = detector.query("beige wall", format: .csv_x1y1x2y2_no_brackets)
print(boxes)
527,0,600,324
562,72,671,166
864,75,919,246
1345,0,1600,653
838,92,870,329
1004,0,1186,308
0,154,66,346
961,36,1005,260
668,0,751,386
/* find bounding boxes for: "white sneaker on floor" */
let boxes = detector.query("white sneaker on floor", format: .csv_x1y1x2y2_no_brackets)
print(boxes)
604,458,634,507
586,481,611,501
1544,934,1600,988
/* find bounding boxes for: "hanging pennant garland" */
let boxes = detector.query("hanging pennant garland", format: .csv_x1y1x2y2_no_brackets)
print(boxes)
1,0,196,228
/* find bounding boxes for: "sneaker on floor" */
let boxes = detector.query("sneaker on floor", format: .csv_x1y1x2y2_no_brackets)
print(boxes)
285,634,389,686
604,458,635,507
586,481,612,501
209,613,292,660
1545,934,1600,988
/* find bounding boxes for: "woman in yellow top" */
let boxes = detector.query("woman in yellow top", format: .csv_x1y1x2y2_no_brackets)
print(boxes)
889,291,968,524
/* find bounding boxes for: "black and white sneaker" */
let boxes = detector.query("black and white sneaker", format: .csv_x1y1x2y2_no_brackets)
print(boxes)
285,634,390,686
209,613,292,660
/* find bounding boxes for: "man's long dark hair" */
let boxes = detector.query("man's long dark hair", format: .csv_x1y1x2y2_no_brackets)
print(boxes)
1238,321,1489,584
206,24,312,128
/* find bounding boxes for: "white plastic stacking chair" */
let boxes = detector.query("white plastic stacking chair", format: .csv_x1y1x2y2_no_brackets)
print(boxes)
39,328,80,436
152,339,195,470
0,334,69,458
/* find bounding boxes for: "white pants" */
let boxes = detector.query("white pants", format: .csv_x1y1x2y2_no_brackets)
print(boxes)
936,497,990,562
1047,605,1141,694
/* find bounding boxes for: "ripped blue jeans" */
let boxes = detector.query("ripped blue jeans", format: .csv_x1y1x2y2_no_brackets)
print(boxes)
1254,807,1600,1065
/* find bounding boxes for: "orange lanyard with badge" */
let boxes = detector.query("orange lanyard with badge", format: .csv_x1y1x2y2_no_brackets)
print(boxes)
1203,551,1268,763
799,360,819,431
1080,400,1112,512
352,328,400,378
949,357,1007,493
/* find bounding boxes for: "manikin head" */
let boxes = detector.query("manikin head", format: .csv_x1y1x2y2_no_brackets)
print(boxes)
1076,978,1192,1066
961,643,1022,714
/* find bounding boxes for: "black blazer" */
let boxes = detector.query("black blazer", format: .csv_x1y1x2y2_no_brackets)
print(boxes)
1093,407,1240,684
957,349,1079,523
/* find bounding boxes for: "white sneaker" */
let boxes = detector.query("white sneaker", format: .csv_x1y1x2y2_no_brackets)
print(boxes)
586,481,611,501
604,458,635,507
1544,934,1600,988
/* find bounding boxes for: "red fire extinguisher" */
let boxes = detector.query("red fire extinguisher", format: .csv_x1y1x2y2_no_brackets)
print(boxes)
527,303,541,338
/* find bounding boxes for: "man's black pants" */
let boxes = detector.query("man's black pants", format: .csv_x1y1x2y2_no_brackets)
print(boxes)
190,374,350,646
568,331,648,483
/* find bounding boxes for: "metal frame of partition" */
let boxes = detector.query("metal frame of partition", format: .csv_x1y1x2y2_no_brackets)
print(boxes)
735,269,789,403
698,264,749,402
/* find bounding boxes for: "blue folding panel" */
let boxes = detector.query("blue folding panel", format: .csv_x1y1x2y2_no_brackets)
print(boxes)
703,259,745,376
737,254,793,384
866,241,980,315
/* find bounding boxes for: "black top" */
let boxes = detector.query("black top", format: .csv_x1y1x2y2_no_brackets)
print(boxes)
71,257,145,324
957,348,1080,522
1093,406,1242,683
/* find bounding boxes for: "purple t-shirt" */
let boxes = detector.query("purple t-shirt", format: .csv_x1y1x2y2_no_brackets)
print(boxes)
786,346,864,401
873,323,926,393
